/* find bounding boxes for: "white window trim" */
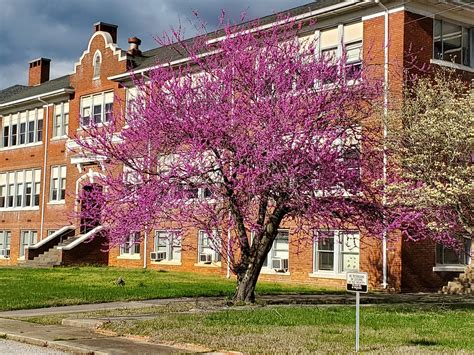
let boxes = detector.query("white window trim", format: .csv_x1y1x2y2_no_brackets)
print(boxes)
78,91,114,129
153,230,182,264
92,50,102,80
0,231,11,259
49,165,67,203
1,108,43,150
0,168,41,210
312,230,360,277
19,230,38,258
197,230,222,265
261,230,290,275
119,233,141,258
52,102,69,139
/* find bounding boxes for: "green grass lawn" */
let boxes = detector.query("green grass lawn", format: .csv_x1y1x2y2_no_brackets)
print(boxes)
0,266,336,311
104,304,474,353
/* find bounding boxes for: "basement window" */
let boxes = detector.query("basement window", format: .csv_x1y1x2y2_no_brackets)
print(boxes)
0,231,11,258
20,230,37,258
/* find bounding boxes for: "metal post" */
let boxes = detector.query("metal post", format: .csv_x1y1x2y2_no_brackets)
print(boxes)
355,291,360,352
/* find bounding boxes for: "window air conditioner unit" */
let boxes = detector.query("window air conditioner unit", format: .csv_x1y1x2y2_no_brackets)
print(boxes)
199,253,213,264
272,258,289,272
150,251,166,261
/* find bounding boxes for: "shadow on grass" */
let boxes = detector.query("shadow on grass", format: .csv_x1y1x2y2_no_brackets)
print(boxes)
409,339,438,346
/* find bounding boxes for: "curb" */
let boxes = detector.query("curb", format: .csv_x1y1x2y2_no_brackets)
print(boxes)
0,332,100,355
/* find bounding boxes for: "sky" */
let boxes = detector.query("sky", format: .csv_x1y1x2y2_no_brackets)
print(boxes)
0,0,310,89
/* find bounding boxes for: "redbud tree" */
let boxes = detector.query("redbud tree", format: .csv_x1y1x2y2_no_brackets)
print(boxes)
73,16,437,302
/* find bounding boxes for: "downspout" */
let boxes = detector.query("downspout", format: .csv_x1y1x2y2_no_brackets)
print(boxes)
38,97,50,240
374,0,390,289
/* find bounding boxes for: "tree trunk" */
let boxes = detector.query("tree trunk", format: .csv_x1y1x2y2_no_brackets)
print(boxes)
234,259,261,303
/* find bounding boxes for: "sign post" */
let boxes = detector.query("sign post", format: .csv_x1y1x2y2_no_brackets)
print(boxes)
346,272,368,353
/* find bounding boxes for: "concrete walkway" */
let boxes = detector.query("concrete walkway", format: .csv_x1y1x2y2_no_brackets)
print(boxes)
0,317,189,354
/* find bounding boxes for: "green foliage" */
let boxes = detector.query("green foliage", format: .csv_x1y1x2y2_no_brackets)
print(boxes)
388,71,473,236
0,266,332,311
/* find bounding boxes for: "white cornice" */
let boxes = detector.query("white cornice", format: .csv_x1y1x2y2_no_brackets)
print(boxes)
0,88,74,110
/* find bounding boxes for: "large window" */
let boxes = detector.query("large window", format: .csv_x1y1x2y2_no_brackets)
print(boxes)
20,230,38,258
53,102,69,138
198,230,221,264
262,230,289,272
0,169,41,209
313,230,360,274
0,231,11,258
319,22,363,79
153,230,181,262
80,92,114,127
434,19,472,67
1,108,43,148
436,238,471,265
119,232,141,256
50,166,67,202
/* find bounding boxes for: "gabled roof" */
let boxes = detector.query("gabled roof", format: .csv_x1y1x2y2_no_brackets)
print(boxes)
0,75,72,106
0,85,29,104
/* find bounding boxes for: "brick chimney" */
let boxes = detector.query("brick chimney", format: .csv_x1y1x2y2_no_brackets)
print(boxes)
28,58,50,86
127,37,142,56
94,22,118,43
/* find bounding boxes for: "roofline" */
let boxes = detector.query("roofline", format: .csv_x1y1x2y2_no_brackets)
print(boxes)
108,0,369,82
0,88,74,109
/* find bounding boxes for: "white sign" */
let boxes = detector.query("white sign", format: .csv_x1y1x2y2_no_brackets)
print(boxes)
346,271,368,293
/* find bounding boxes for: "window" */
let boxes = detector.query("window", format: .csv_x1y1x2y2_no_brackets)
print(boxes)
1,109,43,149
0,169,41,209
80,92,114,127
50,166,66,202
434,19,472,67
262,230,289,272
198,230,221,263
47,230,57,236
154,231,181,262
120,232,141,256
313,230,360,274
53,102,69,138
318,22,363,81
436,238,471,265
0,231,11,258
93,51,101,78
20,230,37,258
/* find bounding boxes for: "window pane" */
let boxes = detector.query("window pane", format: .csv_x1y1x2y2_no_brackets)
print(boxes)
320,27,339,48
318,252,334,270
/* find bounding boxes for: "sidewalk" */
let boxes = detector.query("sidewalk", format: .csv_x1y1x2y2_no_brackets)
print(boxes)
0,317,187,354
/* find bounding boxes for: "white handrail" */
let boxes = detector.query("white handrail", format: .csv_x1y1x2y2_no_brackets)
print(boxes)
27,225,76,250
58,226,103,250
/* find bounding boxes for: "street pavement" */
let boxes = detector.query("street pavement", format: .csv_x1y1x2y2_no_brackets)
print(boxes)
0,338,67,354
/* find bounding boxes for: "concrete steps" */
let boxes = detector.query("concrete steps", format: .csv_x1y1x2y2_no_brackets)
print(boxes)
21,234,81,267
